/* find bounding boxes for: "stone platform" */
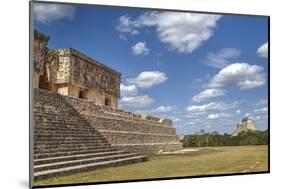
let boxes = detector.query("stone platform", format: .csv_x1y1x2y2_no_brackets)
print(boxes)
33,89,182,179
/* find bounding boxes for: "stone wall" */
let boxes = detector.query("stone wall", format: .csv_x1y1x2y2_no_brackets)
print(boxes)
34,30,49,88
47,48,120,108
34,72,40,89
48,48,121,97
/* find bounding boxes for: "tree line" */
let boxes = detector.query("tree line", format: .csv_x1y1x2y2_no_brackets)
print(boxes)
182,129,268,147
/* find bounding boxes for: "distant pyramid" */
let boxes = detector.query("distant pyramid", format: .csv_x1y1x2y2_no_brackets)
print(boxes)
232,117,256,136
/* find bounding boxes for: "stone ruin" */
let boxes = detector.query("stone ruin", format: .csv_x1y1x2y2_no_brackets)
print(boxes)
34,31,120,109
232,117,257,136
33,30,183,180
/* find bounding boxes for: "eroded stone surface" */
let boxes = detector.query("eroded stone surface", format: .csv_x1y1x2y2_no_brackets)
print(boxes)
34,30,49,88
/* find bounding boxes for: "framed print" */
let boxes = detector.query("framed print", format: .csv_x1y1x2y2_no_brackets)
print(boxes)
30,0,269,188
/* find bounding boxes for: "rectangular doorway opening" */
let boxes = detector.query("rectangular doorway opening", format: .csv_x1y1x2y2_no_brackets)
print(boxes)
79,89,88,100
105,97,111,106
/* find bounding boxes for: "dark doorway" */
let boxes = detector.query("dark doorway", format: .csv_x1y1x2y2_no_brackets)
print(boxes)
105,97,111,106
79,90,87,99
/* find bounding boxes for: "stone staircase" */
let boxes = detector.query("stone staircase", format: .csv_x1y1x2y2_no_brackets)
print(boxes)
33,89,148,180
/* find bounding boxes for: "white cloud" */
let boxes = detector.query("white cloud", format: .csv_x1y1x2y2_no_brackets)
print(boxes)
236,109,241,114
120,84,138,96
115,15,140,35
119,34,128,40
209,63,266,90
119,95,154,109
116,12,221,53
186,102,237,112
185,111,207,118
207,113,232,119
204,48,240,68
245,113,252,117
173,118,181,123
254,116,261,120
254,107,268,113
192,88,225,102
131,42,149,55
33,3,75,24
256,99,268,106
257,42,268,58
207,114,220,119
128,71,168,89
150,106,174,113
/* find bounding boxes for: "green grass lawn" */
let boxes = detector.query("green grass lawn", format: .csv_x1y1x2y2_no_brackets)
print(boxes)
35,145,268,186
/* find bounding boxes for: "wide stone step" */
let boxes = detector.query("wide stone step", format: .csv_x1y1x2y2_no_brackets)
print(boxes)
34,108,77,114
34,153,138,172
34,155,148,180
34,125,100,133
34,130,102,138
34,138,106,145
34,116,87,122
34,133,104,139
34,148,118,159
34,112,86,119
34,137,106,144
34,143,110,150
34,150,129,165
34,145,113,155
34,119,90,125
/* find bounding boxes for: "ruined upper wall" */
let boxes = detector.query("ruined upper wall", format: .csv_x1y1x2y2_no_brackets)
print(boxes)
49,48,121,98
34,30,49,75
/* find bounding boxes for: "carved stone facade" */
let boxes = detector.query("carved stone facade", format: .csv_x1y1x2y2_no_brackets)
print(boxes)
47,48,121,108
33,31,49,88
34,30,120,109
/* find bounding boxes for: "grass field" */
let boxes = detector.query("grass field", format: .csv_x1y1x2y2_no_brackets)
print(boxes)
35,145,268,186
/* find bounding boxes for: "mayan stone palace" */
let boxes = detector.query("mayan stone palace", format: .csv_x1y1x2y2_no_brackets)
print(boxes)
33,30,183,179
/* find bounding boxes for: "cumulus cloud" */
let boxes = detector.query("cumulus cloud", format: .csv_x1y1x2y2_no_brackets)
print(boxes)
192,88,225,102
257,42,268,58
115,15,140,35
186,102,237,112
254,107,268,113
244,113,252,117
256,99,268,106
119,95,154,109
120,71,167,110
131,42,149,55
236,109,241,114
207,113,232,119
116,12,221,53
119,34,128,40
150,106,174,113
120,84,138,96
185,111,207,118
254,116,261,120
173,118,181,123
204,48,240,68
127,71,168,89
33,3,75,24
209,63,266,90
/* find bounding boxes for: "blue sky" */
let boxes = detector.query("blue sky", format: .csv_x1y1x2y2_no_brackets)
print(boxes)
33,2,269,135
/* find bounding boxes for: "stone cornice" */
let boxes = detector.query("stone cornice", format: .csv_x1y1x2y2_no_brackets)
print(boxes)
49,48,121,78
